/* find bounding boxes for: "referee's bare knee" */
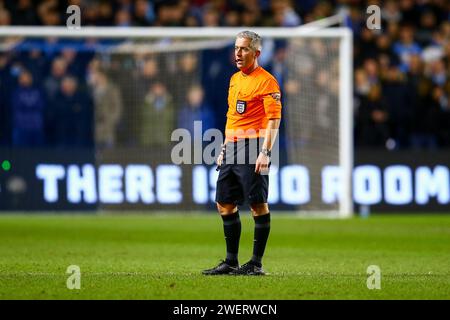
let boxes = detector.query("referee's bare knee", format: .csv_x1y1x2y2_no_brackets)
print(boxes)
216,202,238,215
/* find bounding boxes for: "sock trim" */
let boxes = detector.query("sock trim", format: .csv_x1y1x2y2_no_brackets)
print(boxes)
222,211,240,220
253,213,270,224
255,222,270,228
223,219,240,226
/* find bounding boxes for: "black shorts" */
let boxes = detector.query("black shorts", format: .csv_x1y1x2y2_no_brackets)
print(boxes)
215,138,269,206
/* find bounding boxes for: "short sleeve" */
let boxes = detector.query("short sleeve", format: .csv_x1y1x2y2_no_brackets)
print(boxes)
261,78,282,119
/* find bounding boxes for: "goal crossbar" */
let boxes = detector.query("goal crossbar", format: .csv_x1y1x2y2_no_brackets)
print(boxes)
0,26,351,39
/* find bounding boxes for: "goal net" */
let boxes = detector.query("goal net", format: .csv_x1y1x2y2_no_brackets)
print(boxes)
0,26,353,217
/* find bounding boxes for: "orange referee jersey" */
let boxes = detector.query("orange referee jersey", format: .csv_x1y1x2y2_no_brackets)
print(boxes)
225,66,282,141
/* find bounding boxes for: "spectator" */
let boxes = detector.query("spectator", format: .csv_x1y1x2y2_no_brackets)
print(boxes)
178,84,215,136
116,0,133,13
89,70,123,148
417,10,438,45
171,52,199,107
405,54,438,149
357,84,390,147
0,8,11,25
184,13,200,26
82,2,100,26
381,66,411,149
357,28,378,63
224,10,240,27
398,0,420,26
266,44,288,87
133,0,155,26
410,84,442,150
202,5,220,27
96,1,114,26
138,82,175,147
432,85,450,145
60,48,91,81
22,49,47,83
374,33,400,68
363,58,380,86
241,7,261,26
386,21,400,42
135,56,160,102
50,76,92,147
153,1,184,26
0,53,12,145
115,9,132,27
393,24,422,72
382,0,402,24
44,57,68,101
10,71,45,147
11,0,38,25
303,0,333,23
427,59,447,87
271,0,301,27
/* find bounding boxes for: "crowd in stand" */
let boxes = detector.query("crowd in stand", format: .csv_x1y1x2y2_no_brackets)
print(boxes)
0,0,449,150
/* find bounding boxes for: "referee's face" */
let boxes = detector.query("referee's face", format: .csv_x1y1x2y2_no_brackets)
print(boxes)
234,37,259,71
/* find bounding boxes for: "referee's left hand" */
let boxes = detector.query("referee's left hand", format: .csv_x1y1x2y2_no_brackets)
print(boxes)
255,152,270,174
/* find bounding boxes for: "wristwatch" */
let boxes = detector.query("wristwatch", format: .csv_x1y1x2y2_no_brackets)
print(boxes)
261,148,271,157
220,143,226,155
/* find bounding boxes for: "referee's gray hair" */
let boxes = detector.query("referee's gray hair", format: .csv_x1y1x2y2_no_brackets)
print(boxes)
236,31,262,52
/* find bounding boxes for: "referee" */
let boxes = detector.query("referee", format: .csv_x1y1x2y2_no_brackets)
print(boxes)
203,31,282,276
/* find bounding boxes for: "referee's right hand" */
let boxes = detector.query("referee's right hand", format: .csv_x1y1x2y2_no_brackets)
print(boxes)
216,152,224,167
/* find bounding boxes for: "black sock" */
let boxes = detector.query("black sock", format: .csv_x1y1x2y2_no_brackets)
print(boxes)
251,213,271,267
221,211,241,266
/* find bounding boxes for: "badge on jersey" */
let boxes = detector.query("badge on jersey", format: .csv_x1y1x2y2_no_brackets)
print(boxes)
236,100,247,114
271,92,281,104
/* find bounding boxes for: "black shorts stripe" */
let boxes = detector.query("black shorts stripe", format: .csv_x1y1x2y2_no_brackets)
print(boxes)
216,138,269,206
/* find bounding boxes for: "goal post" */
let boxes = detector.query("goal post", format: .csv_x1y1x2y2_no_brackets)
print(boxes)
0,26,353,217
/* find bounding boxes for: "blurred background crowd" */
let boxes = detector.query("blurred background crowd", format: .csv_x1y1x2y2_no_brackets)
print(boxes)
0,0,449,150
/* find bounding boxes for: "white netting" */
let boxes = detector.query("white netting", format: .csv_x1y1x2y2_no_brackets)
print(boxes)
285,37,340,211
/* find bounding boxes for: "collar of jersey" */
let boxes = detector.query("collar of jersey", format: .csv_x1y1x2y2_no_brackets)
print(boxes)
240,66,261,77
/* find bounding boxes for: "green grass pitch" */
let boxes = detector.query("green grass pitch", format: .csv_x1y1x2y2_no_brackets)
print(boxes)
0,213,449,300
